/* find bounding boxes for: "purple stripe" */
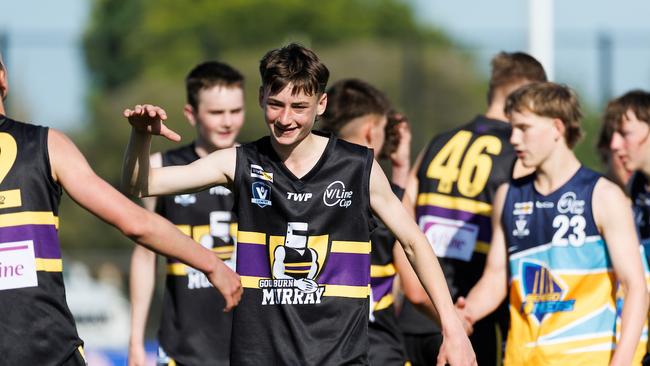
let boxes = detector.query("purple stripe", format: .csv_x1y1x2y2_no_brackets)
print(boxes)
237,242,271,278
371,275,395,302
416,205,492,242
317,252,370,287
0,225,61,259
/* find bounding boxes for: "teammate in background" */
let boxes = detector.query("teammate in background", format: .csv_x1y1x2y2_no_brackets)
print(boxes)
0,55,241,365
607,90,650,365
128,62,245,366
121,43,476,366
320,78,411,365
457,82,648,365
400,51,547,366
597,100,632,189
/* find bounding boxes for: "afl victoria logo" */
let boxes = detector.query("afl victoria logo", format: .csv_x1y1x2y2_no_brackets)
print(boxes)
323,181,353,208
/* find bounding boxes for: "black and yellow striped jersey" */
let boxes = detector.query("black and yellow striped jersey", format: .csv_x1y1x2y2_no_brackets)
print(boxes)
155,143,235,366
0,116,82,365
231,131,374,365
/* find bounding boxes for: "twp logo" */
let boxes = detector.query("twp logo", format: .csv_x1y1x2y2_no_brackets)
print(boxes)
287,192,313,202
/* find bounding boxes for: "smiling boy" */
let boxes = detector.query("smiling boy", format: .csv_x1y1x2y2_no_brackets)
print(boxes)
121,43,475,366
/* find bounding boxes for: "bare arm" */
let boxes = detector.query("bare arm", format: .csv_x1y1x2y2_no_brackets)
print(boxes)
128,153,161,366
593,179,648,366
370,160,476,366
49,129,242,310
458,184,509,325
121,104,236,197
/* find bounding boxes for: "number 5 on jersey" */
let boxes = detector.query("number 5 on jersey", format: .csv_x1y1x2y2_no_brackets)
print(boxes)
426,131,502,197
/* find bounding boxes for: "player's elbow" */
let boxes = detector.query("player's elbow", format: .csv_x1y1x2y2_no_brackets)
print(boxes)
119,209,154,242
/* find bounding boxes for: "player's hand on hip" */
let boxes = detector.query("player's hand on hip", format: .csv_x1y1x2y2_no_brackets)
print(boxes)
207,256,243,312
123,104,181,142
436,318,477,366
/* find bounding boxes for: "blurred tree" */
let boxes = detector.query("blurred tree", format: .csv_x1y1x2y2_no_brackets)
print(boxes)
69,0,492,249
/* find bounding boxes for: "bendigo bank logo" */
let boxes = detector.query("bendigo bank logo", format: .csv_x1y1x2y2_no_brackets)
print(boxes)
521,261,575,322
323,181,353,208
260,222,328,305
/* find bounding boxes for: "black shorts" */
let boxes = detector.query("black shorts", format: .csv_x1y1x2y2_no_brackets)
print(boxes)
369,321,408,365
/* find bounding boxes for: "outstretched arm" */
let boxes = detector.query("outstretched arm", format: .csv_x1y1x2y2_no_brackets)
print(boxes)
49,128,242,310
593,179,648,366
456,184,509,327
121,104,236,197
370,160,476,366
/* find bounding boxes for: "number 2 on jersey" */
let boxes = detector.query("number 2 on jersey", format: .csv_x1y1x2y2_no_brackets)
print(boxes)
0,133,22,209
426,131,502,197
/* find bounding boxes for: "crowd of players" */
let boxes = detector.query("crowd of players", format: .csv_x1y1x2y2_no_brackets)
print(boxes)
2,43,650,366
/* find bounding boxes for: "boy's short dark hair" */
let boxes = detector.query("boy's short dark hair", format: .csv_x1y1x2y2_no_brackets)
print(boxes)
505,82,583,148
320,78,390,134
606,90,650,130
259,43,329,97
186,61,244,109
488,52,547,104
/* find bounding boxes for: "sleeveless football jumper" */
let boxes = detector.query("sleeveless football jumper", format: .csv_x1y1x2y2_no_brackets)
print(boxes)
231,132,374,365
502,167,626,365
156,143,235,365
0,116,82,365
401,116,513,365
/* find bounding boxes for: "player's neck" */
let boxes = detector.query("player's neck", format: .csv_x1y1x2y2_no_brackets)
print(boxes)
0,101,5,116
534,149,581,195
272,132,329,179
484,101,507,122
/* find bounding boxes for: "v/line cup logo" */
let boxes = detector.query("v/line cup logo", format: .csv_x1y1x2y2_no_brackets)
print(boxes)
323,181,353,208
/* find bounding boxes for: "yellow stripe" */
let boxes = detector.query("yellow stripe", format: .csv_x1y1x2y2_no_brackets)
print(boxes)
323,284,370,298
241,276,370,298
169,359,177,366
374,294,394,311
0,211,59,228
285,269,310,274
475,241,490,255
217,253,232,260
238,231,266,245
331,241,371,254
175,224,191,236
0,189,22,209
213,245,234,253
77,346,86,361
371,263,396,277
417,193,492,217
285,262,312,267
167,263,187,275
241,275,264,288
35,258,62,272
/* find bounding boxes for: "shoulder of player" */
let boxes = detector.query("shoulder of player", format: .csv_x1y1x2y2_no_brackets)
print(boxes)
593,176,627,203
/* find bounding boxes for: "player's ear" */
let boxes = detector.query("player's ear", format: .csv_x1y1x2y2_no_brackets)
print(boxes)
316,93,327,116
553,118,566,143
183,104,196,127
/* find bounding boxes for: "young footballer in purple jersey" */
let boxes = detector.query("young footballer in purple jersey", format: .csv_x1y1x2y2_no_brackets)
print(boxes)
121,43,476,366
129,61,245,366
0,53,241,366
